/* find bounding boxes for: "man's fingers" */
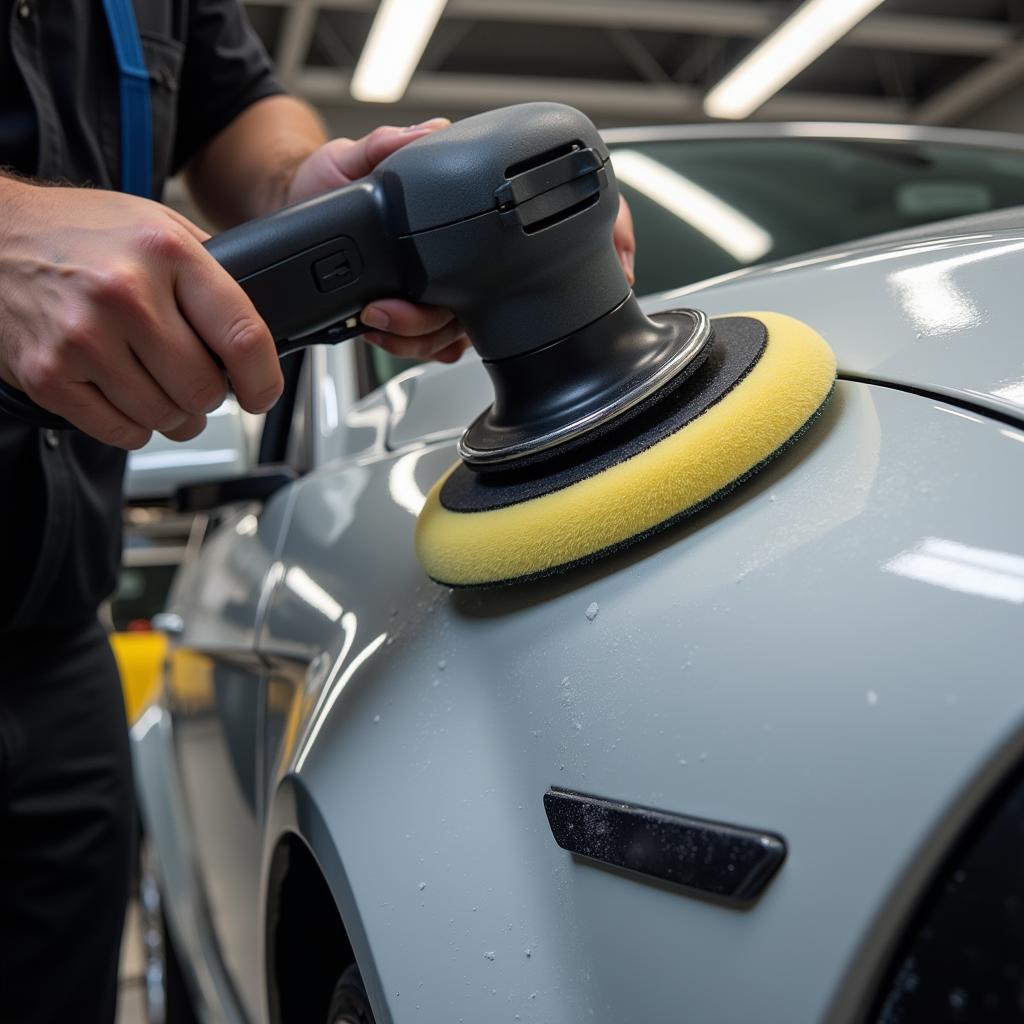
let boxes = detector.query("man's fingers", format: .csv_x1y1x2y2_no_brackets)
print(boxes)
159,205,210,243
363,119,450,169
361,299,455,338
172,242,282,414
361,298,470,361
127,303,227,416
432,337,471,364
160,412,207,442
286,119,452,203
363,319,466,360
23,377,152,450
87,341,193,434
330,119,450,182
614,195,636,285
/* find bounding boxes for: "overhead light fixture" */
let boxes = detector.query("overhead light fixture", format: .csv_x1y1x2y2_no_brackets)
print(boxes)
704,0,886,120
611,149,772,263
351,0,447,103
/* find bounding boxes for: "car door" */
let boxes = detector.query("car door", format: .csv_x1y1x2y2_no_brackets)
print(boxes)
161,353,311,1019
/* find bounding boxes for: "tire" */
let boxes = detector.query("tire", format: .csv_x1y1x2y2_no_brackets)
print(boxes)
160,910,200,1024
326,964,375,1024
137,832,200,1024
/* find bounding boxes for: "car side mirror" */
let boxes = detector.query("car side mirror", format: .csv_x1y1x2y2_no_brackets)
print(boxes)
173,466,297,514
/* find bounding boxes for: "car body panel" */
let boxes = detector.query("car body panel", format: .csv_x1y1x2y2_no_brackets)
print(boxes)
133,123,1024,1024
383,359,489,452
247,379,1024,1023
143,493,300,1020
168,490,295,656
655,225,1024,427
600,121,1024,152
312,345,391,466
133,703,248,1024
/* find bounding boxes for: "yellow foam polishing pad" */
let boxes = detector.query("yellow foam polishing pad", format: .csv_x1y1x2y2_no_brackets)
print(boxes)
415,311,836,587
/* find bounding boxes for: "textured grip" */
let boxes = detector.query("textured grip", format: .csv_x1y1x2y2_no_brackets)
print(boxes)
203,177,405,355
0,180,402,430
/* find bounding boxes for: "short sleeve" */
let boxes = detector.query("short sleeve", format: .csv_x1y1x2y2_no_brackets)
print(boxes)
172,0,285,174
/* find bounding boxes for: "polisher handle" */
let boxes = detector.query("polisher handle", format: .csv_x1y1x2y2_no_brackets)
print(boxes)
203,177,406,357
0,176,406,429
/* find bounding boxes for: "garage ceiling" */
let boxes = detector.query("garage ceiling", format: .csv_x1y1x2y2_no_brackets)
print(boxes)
242,0,1024,130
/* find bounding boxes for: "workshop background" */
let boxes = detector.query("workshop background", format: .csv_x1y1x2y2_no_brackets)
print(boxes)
117,0,1024,1021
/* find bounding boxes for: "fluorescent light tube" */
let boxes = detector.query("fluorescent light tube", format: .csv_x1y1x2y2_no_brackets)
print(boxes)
704,0,886,120
351,0,447,103
611,149,772,263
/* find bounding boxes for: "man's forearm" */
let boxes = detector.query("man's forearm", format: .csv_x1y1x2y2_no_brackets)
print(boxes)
184,94,327,229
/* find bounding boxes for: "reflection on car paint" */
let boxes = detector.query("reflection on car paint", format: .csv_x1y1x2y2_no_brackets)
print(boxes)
388,446,432,517
991,379,1024,407
295,630,387,773
889,239,1024,335
166,648,216,715
284,565,345,623
884,537,1024,605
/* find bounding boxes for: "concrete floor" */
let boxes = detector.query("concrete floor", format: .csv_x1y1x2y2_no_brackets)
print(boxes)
117,900,146,1023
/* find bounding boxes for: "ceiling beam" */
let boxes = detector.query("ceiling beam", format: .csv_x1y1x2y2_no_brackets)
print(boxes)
607,28,673,84
247,1,1015,58
846,15,1012,57
916,40,1024,125
295,68,907,123
275,0,319,87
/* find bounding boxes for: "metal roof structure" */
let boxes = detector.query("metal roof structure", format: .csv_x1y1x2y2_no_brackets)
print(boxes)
242,0,1024,132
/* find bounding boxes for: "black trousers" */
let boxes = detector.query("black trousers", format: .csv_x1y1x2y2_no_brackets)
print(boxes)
0,619,134,1022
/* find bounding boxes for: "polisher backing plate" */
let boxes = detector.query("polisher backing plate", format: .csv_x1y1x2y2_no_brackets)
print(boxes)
414,311,837,587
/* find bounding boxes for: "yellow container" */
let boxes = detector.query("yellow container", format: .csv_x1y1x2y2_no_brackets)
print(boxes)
110,631,168,726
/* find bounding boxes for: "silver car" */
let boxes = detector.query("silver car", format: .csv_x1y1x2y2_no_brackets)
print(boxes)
134,123,1024,1023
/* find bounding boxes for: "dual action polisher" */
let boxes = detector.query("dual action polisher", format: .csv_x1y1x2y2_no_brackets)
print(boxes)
1,103,836,586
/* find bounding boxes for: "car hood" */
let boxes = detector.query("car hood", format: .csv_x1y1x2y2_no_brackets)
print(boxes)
377,218,1024,450
650,218,1024,425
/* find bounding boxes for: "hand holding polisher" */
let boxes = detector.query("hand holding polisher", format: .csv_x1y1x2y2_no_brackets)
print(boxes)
1,102,837,585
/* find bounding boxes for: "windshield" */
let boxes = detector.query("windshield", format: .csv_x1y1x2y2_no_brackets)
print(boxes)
608,136,1024,296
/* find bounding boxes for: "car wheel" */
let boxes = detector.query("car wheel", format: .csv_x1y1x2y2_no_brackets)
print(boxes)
326,964,375,1024
137,833,200,1024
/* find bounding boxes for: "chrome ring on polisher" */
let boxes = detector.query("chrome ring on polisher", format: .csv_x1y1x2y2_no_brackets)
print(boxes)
459,307,712,468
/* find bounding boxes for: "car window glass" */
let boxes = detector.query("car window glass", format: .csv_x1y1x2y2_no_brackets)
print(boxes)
610,138,1024,297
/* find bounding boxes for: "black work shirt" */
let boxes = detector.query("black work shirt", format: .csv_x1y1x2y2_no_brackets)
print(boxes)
0,0,284,633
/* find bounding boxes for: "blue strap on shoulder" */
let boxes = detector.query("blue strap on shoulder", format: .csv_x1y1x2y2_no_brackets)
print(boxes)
101,0,152,198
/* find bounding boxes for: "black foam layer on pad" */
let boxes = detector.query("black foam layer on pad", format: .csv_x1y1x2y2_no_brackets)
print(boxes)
441,315,767,513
